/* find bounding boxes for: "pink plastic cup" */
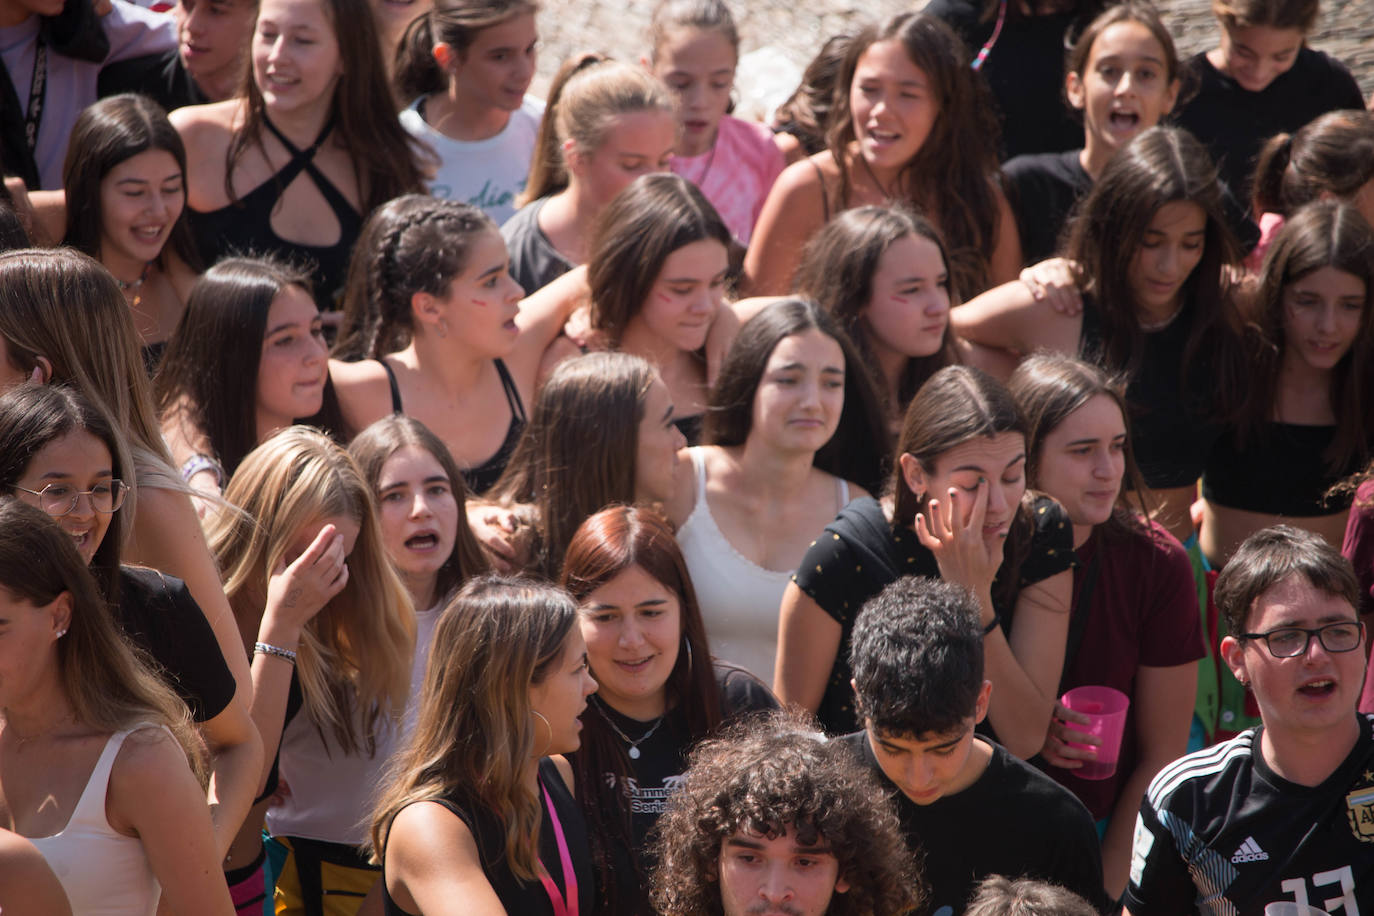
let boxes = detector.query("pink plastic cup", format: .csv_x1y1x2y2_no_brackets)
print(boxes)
1060,685,1130,780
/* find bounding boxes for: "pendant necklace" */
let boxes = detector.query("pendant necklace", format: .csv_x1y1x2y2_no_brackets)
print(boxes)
592,695,664,760
117,261,153,310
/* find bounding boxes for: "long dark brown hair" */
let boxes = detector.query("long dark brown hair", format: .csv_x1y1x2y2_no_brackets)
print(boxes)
62,93,201,272
827,12,1003,298
1065,126,1243,407
705,297,889,494
560,505,723,916
489,352,659,579
1237,200,1374,476
227,0,426,215
588,173,733,343
794,205,959,416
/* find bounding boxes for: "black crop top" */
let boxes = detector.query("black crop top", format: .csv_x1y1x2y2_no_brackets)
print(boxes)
1202,422,1356,516
186,115,361,312
1079,300,1221,489
376,357,527,496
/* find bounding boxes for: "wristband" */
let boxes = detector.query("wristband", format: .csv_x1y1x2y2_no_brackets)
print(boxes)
254,641,297,664
981,614,1002,636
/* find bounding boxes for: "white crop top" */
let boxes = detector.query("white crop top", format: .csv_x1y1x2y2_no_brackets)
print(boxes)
675,447,850,686
29,726,163,916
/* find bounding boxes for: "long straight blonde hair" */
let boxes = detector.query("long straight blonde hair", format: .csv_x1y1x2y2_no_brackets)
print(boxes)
209,426,415,752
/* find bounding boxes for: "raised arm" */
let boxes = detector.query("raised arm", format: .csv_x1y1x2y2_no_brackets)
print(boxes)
950,273,1081,359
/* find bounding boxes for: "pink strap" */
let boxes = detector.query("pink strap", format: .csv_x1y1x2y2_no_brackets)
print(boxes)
537,779,578,916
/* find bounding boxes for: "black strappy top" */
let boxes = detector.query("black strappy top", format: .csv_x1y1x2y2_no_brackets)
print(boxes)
376,357,527,496
187,115,361,312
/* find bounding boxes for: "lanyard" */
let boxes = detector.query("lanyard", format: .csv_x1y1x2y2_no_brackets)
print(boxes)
24,35,46,153
536,779,578,916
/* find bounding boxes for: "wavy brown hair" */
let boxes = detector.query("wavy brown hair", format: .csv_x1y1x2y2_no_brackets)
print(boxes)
651,712,921,916
489,352,659,579
826,12,1002,298
794,205,959,416
369,575,578,879
227,0,426,215
1237,200,1374,477
1252,110,1374,218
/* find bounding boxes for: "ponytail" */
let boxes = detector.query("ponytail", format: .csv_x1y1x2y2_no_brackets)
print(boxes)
1250,131,1293,217
392,0,538,105
519,51,610,206
394,13,446,101
1249,110,1374,218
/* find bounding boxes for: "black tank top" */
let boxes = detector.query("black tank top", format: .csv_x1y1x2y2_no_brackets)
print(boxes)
375,357,527,496
381,758,595,916
186,114,361,313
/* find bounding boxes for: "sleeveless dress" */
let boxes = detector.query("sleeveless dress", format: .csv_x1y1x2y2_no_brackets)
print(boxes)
374,357,527,496
186,115,361,312
29,726,166,916
676,447,850,685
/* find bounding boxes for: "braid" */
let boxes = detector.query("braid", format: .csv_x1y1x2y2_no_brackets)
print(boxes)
363,200,500,358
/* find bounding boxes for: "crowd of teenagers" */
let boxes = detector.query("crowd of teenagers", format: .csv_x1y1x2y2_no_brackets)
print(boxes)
0,0,1373,912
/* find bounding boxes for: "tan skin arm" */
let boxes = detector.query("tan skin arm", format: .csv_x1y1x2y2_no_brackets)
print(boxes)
986,183,1024,289
1098,662,1196,898
773,582,842,712
197,694,264,859
0,829,73,916
951,275,1082,361
741,158,828,297
107,727,235,915
127,486,252,704
384,802,509,916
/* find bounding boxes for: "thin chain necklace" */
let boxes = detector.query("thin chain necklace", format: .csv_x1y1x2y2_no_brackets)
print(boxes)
1138,301,1184,331
857,152,897,201
591,695,664,760
117,261,153,309
682,133,719,188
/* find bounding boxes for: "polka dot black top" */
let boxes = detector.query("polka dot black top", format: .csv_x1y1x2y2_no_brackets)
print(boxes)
792,495,1076,735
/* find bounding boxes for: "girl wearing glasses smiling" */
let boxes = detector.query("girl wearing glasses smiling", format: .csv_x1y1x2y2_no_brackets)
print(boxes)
0,383,262,876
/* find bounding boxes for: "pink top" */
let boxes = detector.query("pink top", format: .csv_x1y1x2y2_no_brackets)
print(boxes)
1244,211,1286,272
671,115,785,247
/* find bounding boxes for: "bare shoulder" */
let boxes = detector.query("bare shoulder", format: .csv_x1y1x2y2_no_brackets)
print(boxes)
0,829,72,916
169,100,238,149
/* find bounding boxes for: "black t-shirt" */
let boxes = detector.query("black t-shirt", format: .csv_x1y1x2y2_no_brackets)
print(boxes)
97,49,207,113
584,665,778,916
1124,714,1374,915
839,731,1106,915
383,757,596,916
115,565,237,724
792,495,1077,735
1005,149,1091,265
923,0,1083,161
1174,47,1364,205
1005,149,1260,266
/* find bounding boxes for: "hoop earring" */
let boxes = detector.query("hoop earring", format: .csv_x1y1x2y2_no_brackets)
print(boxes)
437,318,450,339
531,710,553,757
681,637,693,677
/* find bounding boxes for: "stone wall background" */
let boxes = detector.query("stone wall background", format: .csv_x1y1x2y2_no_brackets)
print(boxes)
529,0,1374,107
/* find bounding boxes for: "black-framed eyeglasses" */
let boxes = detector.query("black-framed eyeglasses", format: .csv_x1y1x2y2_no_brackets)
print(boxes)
1238,621,1365,659
12,480,129,517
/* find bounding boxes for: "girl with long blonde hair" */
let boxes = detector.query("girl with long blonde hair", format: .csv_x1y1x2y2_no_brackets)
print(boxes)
209,426,415,914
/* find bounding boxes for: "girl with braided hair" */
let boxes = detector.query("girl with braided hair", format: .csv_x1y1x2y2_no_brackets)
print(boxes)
330,195,575,496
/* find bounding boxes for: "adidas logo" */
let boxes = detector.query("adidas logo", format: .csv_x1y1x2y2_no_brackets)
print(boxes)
1231,837,1270,863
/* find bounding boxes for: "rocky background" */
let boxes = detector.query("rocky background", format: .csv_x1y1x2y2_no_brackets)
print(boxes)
529,0,1374,110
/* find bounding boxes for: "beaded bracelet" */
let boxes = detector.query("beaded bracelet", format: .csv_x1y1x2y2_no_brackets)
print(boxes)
254,641,298,665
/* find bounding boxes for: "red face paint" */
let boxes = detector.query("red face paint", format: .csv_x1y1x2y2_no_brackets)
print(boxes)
656,292,674,303
472,299,490,306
